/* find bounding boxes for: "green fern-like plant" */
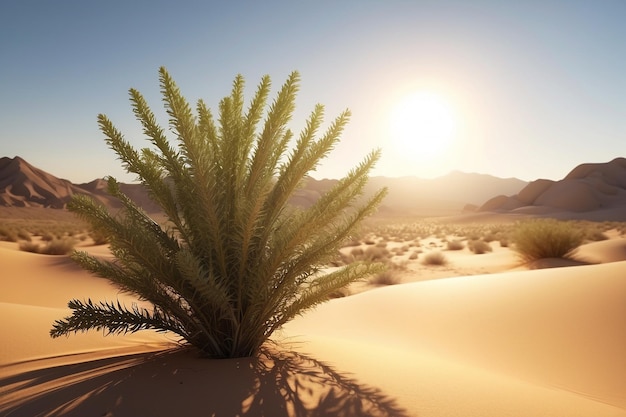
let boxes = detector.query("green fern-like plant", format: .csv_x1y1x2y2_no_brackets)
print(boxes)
50,68,387,358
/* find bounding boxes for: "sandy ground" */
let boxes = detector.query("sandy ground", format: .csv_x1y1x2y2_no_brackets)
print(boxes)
1,232,626,416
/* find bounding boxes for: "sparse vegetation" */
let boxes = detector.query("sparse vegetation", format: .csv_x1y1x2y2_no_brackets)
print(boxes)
50,68,387,358
0,226,18,242
468,239,492,254
18,240,41,253
369,269,401,286
422,251,447,266
512,219,585,262
18,237,77,255
43,237,77,255
446,239,464,251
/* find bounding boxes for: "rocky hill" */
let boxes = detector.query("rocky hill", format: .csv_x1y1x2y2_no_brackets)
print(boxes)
479,157,626,221
0,156,153,211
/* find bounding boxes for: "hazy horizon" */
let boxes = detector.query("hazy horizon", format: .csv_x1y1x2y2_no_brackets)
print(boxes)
1,1,624,184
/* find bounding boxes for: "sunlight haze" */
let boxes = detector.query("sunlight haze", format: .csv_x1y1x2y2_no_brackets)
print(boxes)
1,1,624,183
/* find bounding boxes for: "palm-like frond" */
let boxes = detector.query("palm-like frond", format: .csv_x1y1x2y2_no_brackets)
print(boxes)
52,68,387,358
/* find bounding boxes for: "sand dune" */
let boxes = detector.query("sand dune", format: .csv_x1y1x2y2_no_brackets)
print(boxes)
1,237,626,416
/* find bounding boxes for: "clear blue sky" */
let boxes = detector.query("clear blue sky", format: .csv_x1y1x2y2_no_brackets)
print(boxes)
1,0,625,183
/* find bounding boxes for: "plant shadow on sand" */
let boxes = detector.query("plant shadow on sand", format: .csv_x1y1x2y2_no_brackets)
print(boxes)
0,347,411,417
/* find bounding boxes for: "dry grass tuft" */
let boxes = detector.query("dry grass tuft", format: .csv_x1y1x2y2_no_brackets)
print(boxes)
468,239,492,254
421,251,447,266
446,239,465,251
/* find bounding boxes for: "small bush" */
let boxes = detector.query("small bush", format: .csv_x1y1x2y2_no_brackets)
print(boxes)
17,229,32,241
408,251,419,260
512,219,584,262
363,246,391,262
89,227,109,245
19,241,41,253
446,239,464,251
0,227,18,242
19,238,76,255
469,239,492,254
41,237,76,255
369,270,401,286
422,251,447,266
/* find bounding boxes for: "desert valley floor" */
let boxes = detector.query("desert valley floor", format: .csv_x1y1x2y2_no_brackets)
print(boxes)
1,213,625,417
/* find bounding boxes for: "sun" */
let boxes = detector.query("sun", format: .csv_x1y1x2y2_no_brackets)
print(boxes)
388,91,457,160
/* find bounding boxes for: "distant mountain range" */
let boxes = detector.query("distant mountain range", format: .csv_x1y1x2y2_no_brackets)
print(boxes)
0,157,160,212
0,156,527,216
4,155,626,221
479,157,626,221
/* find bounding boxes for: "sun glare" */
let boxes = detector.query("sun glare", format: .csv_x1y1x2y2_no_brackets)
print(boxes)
388,91,457,161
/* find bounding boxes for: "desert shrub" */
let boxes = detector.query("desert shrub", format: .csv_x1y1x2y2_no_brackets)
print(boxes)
482,232,497,243
88,227,109,245
499,238,509,248
0,226,18,242
41,232,55,242
369,270,401,286
50,68,387,358
41,237,76,255
363,246,391,262
408,251,419,260
422,251,447,266
446,239,464,251
19,241,41,253
16,229,32,241
512,219,584,262
469,239,492,254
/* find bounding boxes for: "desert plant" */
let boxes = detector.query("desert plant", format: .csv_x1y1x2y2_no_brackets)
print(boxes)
41,237,77,255
50,68,387,358
512,219,584,262
368,270,401,286
363,246,391,262
421,251,447,266
0,226,18,242
446,239,464,251
18,241,41,253
16,229,32,241
468,239,492,254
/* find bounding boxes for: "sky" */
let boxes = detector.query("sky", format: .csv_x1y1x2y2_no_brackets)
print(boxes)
1,0,625,184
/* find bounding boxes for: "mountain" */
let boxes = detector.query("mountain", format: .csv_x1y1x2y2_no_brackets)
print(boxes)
0,156,153,211
479,157,626,221
290,171,527,216
0,156,87,209
0,156,527,216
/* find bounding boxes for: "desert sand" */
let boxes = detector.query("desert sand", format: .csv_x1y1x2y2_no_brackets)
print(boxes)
1,227,626,416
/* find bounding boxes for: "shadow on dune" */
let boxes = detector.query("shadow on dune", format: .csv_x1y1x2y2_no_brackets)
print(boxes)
526,257,592,270
0,347,411,417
